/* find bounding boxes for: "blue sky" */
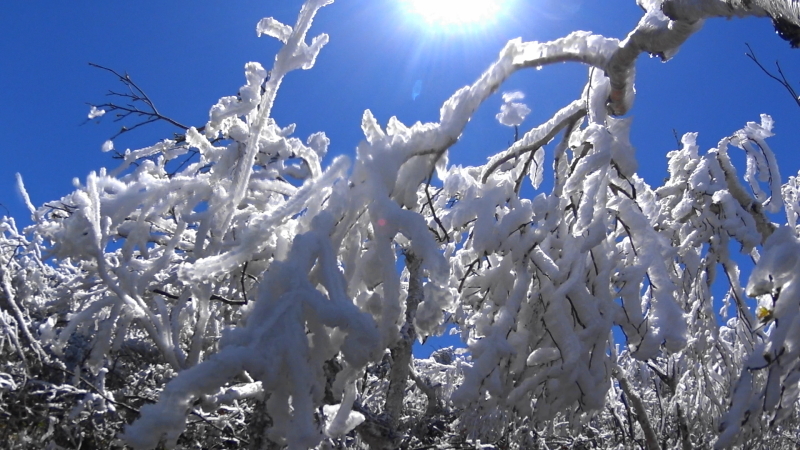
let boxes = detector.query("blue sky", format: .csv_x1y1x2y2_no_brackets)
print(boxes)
2,1,800,355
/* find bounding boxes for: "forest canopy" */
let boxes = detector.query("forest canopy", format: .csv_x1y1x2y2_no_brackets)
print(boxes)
3,0,800,449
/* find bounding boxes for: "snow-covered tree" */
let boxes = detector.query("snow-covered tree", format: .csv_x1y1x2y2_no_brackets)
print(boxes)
3,0,800,448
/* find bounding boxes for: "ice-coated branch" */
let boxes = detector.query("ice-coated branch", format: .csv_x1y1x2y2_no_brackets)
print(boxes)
512,31,619,71
363,32,619,180
10,0,800,447
408,366,440,418
481,100,587,183
606,2,703,115
210,0,333,254
1,270,44,362
663,0,800,46
662,0,770,20
716,146,776,243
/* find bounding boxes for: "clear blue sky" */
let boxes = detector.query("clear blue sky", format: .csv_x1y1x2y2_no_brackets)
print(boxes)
2,1,799,355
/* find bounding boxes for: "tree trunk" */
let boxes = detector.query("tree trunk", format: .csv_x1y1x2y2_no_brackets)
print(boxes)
248,396,280,450
383,252,424,428
357,252,424,449
613,368,659,450
676,403,692,450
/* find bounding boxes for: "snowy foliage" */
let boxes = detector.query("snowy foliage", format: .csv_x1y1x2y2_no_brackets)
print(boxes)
3,0,800,449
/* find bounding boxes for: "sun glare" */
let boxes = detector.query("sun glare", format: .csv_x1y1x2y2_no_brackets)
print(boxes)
401,0,503,27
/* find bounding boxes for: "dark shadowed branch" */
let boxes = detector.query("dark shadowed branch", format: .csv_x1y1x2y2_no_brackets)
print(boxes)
746,43,800,109
87,63,203,140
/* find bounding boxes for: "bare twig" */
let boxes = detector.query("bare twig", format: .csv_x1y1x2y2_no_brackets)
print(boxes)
745,43,800,109
423,176,450,243
515,112,582,194
88,63,203,140
152,288,246,306
189,409,250,446
45,363,139,414
240,261,250,305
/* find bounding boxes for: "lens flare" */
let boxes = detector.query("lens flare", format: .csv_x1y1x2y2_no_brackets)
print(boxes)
401,0,502,26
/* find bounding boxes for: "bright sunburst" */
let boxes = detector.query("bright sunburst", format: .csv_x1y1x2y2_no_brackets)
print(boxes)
401,0,503,27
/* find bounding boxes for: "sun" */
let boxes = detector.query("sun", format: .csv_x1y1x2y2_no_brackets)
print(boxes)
401,0,503,27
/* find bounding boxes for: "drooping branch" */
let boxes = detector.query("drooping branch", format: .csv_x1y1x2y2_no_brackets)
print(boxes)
715,147,777,244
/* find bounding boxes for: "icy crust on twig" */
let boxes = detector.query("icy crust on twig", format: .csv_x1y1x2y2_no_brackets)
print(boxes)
646,116,800,448
481,99,586,184
123,213,380,449
431,75,786,440
436,64,672,421
514,31,619,70
353,29,626,198
717,225,800,448
207,0,332,260
605,0,705,115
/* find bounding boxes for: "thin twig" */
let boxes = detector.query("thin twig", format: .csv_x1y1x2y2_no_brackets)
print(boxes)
745,43,800,109
88,63,204,140
424,175,450,243
152,288,245,306
46,364,139,414
189,409,250,446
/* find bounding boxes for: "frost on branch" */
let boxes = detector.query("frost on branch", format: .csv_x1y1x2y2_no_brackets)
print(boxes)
443,67,691,422
87,105,106,119
124,213,382,449
717,225,800,448
257,17,293,42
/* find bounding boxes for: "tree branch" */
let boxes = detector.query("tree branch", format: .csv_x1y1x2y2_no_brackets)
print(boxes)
88,63,203,140
663,0,800,47
746,43,800,109
482,102,586,183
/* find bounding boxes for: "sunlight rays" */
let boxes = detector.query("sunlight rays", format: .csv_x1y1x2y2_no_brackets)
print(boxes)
400,0,504,27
